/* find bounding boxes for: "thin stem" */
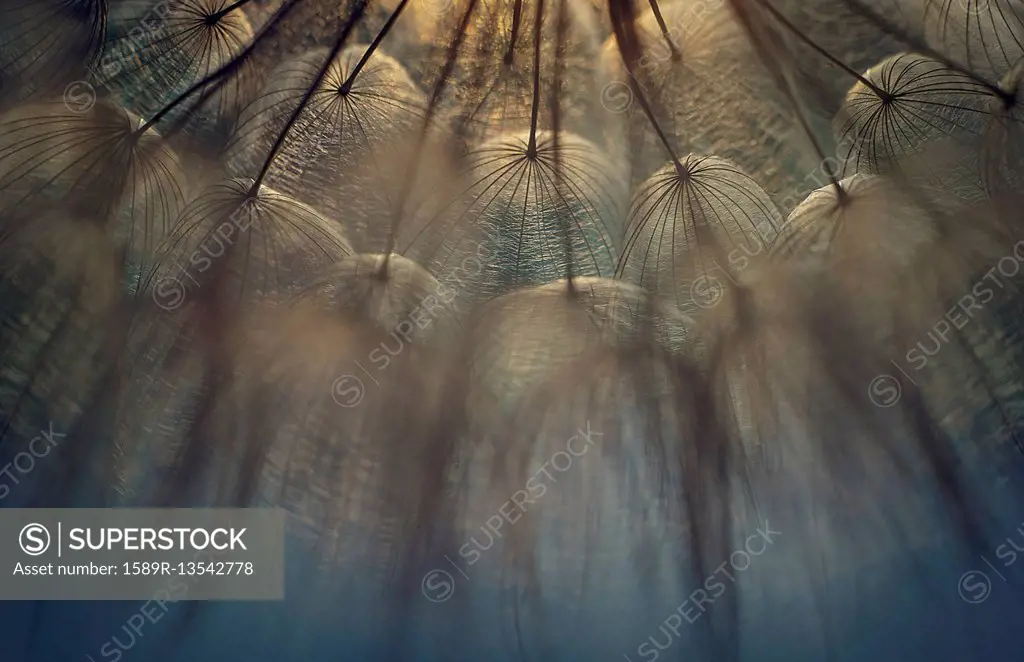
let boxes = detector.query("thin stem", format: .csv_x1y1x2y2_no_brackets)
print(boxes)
209,0,254,23
339,0,412,95
383,0,483,263
504,0,525,64
839,0,1015,107
249,0,369,196
608,0,683,175
726,0,846,201
551,0,575,294
526,0,545,157
135,0,307,137
646,0,681,61
755,0,889,100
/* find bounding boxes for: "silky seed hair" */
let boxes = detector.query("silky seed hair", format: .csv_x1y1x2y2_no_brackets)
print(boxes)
0,95,187,467
223,40,429,249
96,0,257,142
917,0,1024,81
0,0,107,107
982,58,1024,201
598,0,830,208
617,153,783,317
833,51,998,203
401,129,627,311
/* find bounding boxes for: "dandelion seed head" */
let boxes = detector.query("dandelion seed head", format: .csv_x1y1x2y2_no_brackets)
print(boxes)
599,0,822,205
9,0,1024,656
981,56,1024,197
772,173,938,267
0,99,187,291
835,52,995,202
619,154,782,317
114,178,356,505
293,252,460,340
176,278,458,570
102,0,255,140
919,0,1024,81
404,130,627,308
456,276,697,620
142,177,354,308
225,43,427,224
0,0,106,104
468,277,693,417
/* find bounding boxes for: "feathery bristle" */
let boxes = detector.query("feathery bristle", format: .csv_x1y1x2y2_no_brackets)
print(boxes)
403,130,627,309
618,154,783,317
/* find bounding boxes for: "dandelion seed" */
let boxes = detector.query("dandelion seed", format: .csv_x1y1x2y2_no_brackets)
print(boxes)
920,0,1024,81
773,172,1024,466
99,0,256,141
834,51,997,203
981,56,1024,199
0,0,107,105
224,44,428,243
0,99,187,291
618,154,783,317
113,177,354,503
599,0,825,206
404,130,627,309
